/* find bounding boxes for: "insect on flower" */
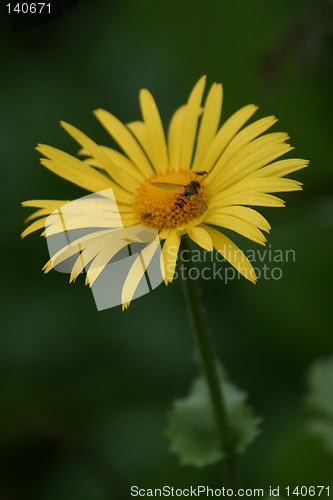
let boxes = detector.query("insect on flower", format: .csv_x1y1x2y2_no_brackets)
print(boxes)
150,170,208,214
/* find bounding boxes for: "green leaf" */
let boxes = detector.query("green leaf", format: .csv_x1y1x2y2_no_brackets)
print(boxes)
306,356,333,453
307,356,333,418
167,375,261,468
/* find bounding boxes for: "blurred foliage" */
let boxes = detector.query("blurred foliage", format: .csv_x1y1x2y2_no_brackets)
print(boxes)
168,374,260,467
1,0,333,498
306,357,333,454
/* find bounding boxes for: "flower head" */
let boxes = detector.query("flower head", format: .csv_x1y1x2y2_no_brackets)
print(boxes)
22,76,308,308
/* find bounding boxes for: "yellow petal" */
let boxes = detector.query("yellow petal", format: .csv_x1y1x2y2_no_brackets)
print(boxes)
43,214,123,237
118,213,141,224
43,229,111,272
187,205,218,227
180,76,206,171
213,206,271,232
220,145,294,192
78,154,140,201
203,225,256,283
61,121,117,175
162,230,181,284
75,238,123,287
247,158,309,179
210,177,301,207
37,144,114,193
205,213,267,245
139,89,169,173
22,199,70,222
158,228,171,240
102,147,145,183
21,217,48,238
191,83,223,172
121,237,160,309
72,235,112,280
94,109,154,178
85,238,130,286
24,207,60,222
213,192,285,208
22,199,70,209
186,225,213,251
167,105,187,172
42,195,129,237
126,121,155,171
79,145,145,183
41,158,133,205
209,135,292,193
222,115,279,162
200,104,258,174
208,116,278,183
60,121,140,194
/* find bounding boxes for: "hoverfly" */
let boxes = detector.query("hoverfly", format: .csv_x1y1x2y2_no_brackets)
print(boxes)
150,170,208,214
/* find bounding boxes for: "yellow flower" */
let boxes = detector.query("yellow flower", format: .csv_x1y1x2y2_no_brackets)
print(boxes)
22,76,308,308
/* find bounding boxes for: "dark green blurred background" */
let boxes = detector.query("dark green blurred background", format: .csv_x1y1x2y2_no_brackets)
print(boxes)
1,0,333,498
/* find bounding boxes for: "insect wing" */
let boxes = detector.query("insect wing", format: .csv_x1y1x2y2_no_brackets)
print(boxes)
150,182,185,190
193,194,208,214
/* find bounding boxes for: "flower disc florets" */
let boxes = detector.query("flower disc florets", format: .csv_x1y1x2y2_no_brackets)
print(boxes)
133,170,209,231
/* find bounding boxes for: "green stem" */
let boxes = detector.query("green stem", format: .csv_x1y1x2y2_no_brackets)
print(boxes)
180,237,239,489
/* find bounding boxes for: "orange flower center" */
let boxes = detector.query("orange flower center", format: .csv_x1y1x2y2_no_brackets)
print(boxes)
133,170,209,231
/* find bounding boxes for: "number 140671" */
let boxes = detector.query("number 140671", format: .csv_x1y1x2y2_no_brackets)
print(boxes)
285,486,330,496
6,3,51,14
